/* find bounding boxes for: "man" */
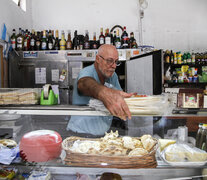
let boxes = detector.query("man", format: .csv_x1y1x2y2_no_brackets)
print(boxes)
67,44,135,136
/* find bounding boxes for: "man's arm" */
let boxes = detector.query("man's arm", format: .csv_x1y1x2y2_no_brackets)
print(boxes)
78,77,134,120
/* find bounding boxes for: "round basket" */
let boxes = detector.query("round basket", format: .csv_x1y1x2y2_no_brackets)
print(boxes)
62,136,158,169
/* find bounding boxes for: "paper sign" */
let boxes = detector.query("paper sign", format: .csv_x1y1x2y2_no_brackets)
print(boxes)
72,68,81,79
51,69,59,82
35,68,46,84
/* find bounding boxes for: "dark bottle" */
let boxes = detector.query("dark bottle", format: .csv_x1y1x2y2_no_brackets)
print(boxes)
47,30,53,50
121,26,129,49
129,32,138,49
66,30,73,50
105,28,111,45
114,29,121,49
92,32,98,49
51,30,56,48
110,31,113,45
73,30,79,50
99,27,105,45
23,29,29,51
113,31,116,46
41,30,47,50
196,123,203,148
11,29,16,50
35,31,41,50
170,50,174,64
54,30,60,50
16,28,24,51
30,29,36,51
83,30,90,49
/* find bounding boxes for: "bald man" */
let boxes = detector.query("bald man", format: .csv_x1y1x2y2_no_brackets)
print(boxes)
67,44,135,136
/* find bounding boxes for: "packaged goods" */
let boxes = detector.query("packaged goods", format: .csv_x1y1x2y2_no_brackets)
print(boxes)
160,143,207,167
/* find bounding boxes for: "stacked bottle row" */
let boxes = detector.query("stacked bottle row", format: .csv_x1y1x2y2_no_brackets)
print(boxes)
10,27,138,51
164,50,207,65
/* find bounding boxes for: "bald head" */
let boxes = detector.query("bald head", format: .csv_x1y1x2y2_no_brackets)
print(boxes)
97,44,118,57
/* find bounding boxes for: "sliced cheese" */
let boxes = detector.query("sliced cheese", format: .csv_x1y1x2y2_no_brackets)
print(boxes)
159,139,176,152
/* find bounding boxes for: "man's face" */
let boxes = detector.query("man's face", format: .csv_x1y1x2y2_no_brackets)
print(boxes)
97,49,119,78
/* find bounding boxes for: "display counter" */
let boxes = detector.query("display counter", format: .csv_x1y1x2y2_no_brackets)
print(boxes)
0,105,207,179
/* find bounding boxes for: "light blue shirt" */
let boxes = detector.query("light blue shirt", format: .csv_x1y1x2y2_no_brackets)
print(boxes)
67,64,122,135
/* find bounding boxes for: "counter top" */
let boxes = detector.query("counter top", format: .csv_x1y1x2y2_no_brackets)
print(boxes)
1,105,207,117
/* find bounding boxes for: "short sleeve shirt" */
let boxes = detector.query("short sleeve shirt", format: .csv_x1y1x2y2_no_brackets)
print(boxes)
67,64,122,135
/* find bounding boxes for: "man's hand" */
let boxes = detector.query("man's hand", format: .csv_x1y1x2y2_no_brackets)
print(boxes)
77,77,136,120
98,87,135,120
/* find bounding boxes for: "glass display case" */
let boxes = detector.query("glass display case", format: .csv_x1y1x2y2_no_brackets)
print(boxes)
0,105,207,180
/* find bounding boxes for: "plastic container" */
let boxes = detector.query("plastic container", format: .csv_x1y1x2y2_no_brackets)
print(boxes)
19,130,62,162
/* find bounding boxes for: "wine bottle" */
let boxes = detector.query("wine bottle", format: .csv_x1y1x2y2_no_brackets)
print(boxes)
11,29,16,50
99,28,105,45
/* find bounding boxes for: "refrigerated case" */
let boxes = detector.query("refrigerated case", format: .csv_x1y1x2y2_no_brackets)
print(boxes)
0,106,206,179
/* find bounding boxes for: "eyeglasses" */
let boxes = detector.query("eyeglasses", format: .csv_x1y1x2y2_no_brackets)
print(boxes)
99,55,121,66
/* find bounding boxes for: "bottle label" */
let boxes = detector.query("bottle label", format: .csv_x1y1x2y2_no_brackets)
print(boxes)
84,42,90,49
48,43,53,50
24,41,27,47
11,39,16,49
105,37,111,44
36,41,40,47
115,42,121,48
66,42,72,49
60,41,66,50
17,43,22,49
100,38,104,45
41,42,47,50
30,39,35,46
17,37,22,44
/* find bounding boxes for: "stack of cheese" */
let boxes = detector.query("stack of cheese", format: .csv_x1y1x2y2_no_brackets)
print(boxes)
65,131,157,157
0,89,40,105
162,143,207,162
124,95,168,115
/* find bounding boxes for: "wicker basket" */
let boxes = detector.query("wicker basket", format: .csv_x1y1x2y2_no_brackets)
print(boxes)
62,136,158,169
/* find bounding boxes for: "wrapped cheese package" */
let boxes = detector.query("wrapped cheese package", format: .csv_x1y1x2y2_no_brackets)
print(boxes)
161,143,207,162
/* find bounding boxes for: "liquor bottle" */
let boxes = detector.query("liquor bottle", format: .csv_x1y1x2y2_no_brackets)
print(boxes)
83,30,90,49
30,29,36,51
164,50,170,63
47,30,53,50
170,50,174,64
113,31,116,46
59,30,66,50
110,31,113,45
99,28,105,45
23,29,29,51
41,30,47,50
73,30,79,50
54,30,60,50
16,28,24,51
92,32,98,49
129,32,138,49
51,30,56,48
35,31,41,51
105,28,111,45
11,29,16,50
114,29,121,49
66,30,73,50
121,26,129,49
